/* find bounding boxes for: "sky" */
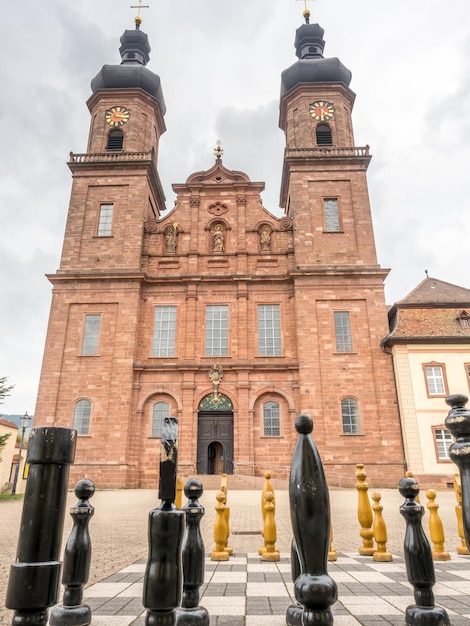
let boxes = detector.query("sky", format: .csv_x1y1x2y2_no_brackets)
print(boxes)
0,0,469,415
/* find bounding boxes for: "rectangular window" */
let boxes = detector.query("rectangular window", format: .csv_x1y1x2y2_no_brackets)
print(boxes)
324,198,341,232
434,427,453,460
73,400,92,436
424,364,447,396
205,305,228,356
258,304,281,356
97,203,114,236
152,306,177,357
334,311,353,352
341,398,360,434
82,314,101,356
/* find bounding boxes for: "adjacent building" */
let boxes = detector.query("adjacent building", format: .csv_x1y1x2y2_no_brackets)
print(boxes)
34,12,405,488
383,276,470,486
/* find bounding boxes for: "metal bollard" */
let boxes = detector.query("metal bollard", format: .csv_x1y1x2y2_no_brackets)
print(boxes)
399,475,450,626
143,417,185,626
176,478,209,626
286,414,337,626
50,479,96,626
6,427,77,626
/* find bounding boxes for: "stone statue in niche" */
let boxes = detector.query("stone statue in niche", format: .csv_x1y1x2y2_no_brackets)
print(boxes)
212,224,225,253
165,223,179,253
260,225,272,251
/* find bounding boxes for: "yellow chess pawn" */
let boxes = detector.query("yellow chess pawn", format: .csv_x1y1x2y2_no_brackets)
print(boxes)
355,464,375,556
372,492,393,562
426,489,450,561
261,491,280,561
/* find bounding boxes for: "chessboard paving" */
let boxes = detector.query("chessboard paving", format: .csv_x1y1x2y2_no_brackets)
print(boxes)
79,552,470,625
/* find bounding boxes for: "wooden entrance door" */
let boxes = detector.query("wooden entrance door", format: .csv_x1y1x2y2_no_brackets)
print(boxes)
197,411,233,474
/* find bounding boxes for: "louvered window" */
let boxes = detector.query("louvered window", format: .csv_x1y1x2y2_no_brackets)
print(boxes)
106,129,124,151
316,124,333,146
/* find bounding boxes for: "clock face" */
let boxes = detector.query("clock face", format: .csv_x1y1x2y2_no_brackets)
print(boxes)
309,101,335,122
105,106,130,127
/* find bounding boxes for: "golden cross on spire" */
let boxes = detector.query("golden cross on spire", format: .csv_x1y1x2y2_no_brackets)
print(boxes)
297,0,314,24
131,0,149,28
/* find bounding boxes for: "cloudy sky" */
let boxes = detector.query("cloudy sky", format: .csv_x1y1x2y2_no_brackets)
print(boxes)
0,0,469,415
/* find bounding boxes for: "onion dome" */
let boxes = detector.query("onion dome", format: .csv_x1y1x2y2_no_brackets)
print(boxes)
281,21,352,96
91,24,166,114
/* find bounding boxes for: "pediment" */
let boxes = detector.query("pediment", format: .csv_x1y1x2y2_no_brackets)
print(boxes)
185,161,251,186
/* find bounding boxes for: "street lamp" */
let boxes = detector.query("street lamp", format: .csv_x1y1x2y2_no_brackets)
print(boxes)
11,411,31,495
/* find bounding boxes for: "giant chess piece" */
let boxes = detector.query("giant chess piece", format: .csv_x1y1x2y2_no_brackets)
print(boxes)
445,394,470,546
176,479,209,626
6,427,77,626
143,417,185,626
399,475,450,626
50,479,96,626
286,414,337,626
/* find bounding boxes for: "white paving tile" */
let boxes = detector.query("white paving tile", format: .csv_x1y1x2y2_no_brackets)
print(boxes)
246,617,287,625
434,582,467,595
84,582,131,597
117,582,144,597
210,571,247,583
86,616,143,626
118,563,147,573
199,595,245,615
340,596,402,616
331,572,361,583
334,616,362,626
249,563,282,572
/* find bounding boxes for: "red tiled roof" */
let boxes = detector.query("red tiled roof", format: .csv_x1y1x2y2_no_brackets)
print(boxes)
390,308,470,339
0,417,18,429
397,277,470,306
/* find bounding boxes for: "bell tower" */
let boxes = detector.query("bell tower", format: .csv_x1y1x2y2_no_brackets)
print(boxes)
278,7,404,482
34,16,168,487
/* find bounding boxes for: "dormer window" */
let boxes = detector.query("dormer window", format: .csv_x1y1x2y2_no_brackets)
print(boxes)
457,311,470,328
106,129,124,151
316,124,333,146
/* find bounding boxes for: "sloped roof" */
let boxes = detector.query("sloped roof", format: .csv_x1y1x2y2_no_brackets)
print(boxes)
384,277,470,344
0,417,18,430
396,277,470,307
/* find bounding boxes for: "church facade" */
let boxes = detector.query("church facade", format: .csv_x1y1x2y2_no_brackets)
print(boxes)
34,12,405,488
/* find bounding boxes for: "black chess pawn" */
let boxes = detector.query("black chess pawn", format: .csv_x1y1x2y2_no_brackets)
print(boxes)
176,479,209,626
50,479,96,626
398,476,450,626
286,414,337,626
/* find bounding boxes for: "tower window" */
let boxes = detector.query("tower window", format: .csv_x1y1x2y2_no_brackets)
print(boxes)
82,314,101,356
324,198,341,232
334,311,353,352
97,204,113,236
316,124,333,146
106,129,124,151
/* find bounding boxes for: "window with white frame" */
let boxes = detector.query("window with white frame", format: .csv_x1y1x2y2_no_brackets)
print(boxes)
324,198,341,232
434,427,453,460
424,364,447,396
341,397,360,434
81,314,101,356
152,306,177,357
205,305,228,356
152,402,169,438
258,304,281,356
334,311,353,352
263,401,280,436
73,399,91,436
97,204,114,236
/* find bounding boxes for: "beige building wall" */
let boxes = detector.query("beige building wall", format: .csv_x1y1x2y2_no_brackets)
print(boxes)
392,344,470,480
0,419,28,494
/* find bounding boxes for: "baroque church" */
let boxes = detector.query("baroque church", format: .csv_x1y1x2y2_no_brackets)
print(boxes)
34,8,405,488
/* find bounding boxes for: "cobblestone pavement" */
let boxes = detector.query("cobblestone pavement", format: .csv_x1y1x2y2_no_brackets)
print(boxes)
0,486,463,623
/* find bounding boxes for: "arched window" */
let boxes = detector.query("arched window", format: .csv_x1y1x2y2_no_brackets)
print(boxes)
316,124,333,146
106,129,124,151
73,399,92,436
152,401,169,437
263,401,280,437
341,398,360,434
